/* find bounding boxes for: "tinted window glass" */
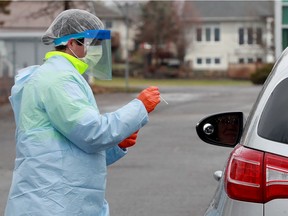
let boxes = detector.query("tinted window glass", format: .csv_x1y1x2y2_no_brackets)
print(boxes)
258,78,288,143
256,28,262,45
205,28,211,41
248,28,253,44
283,29,288,50
105,21,112,28
197,58,202,64
215,58,220,64
196,28,202,41
239,28,244,45
214,28,220,41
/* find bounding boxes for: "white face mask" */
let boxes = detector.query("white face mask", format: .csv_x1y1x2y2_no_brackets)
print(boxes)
81,44,112,80
81,45,103,66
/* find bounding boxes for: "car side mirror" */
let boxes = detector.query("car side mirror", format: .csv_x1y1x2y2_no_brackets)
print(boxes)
196,112,244,147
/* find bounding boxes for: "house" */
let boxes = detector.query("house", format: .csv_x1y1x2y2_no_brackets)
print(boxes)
181,1,274,78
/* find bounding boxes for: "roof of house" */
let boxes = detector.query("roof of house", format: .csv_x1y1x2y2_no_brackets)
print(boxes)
182,0,274,22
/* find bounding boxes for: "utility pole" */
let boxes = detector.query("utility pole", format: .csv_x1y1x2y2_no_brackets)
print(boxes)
124,3,129,91
114,1,130,92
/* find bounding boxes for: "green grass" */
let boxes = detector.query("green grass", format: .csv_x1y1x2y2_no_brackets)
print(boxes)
93,77,252,88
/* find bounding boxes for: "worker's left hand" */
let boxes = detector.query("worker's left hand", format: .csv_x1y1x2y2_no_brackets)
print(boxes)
118,131,139,149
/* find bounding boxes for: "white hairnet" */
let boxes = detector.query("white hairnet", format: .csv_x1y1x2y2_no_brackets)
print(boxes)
42,9,104,45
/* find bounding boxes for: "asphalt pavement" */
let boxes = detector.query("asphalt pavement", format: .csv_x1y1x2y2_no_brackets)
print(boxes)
0,85,261,216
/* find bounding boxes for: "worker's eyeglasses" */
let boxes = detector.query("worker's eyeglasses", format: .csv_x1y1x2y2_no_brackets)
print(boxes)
76,38,101,47
75,38,90,47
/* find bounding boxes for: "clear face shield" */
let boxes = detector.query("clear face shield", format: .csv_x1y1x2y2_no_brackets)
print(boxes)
83,38,112,80
54,30,112,80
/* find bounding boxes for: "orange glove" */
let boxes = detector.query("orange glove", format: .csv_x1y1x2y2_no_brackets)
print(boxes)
118,131,139,149
137,86,161,113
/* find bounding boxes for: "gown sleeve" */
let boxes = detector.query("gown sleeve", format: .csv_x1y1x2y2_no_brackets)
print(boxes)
42,75,148,153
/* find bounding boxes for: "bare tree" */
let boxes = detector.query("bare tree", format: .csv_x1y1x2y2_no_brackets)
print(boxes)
0,1,10,14
137,1,187,69
28,1,89,19
0,0,11,25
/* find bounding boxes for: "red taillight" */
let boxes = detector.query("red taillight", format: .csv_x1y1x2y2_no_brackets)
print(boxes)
225,145,288,203
225,145,264,203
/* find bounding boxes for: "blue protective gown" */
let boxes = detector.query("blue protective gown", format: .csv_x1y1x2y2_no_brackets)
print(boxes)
5,52,149,216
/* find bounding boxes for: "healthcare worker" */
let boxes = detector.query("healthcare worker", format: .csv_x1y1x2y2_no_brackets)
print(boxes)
5,9,160,216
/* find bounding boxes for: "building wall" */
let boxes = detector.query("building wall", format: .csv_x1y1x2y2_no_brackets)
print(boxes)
106,19,138,59
1,38,53,75
185,19,274,72
0,38,53,103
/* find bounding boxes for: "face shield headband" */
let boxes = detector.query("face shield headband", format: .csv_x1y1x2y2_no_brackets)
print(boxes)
54,30,112,80
53,30,110,46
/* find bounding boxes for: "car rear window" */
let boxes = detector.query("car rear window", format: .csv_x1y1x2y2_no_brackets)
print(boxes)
258,78,288,143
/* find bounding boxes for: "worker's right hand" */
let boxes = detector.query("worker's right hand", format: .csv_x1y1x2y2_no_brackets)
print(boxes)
137,86,160,113
118,131,139,149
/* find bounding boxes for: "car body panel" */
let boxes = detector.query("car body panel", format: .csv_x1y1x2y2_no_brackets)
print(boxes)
204,177,263,216
265,200,288,216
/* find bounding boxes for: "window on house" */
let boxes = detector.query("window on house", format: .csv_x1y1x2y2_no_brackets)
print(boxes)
196,28,202,41
283,6,288,24
206,58,211,64
214,28,220,41
205,28,211,41
248,28,253,44
197,58,202,64
105,21,113,29
239,28,244,45
239,58,245,64
215,58,221,64
256,28,262,45
248,58,254,63
256,58,262,63
282,29,288,50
